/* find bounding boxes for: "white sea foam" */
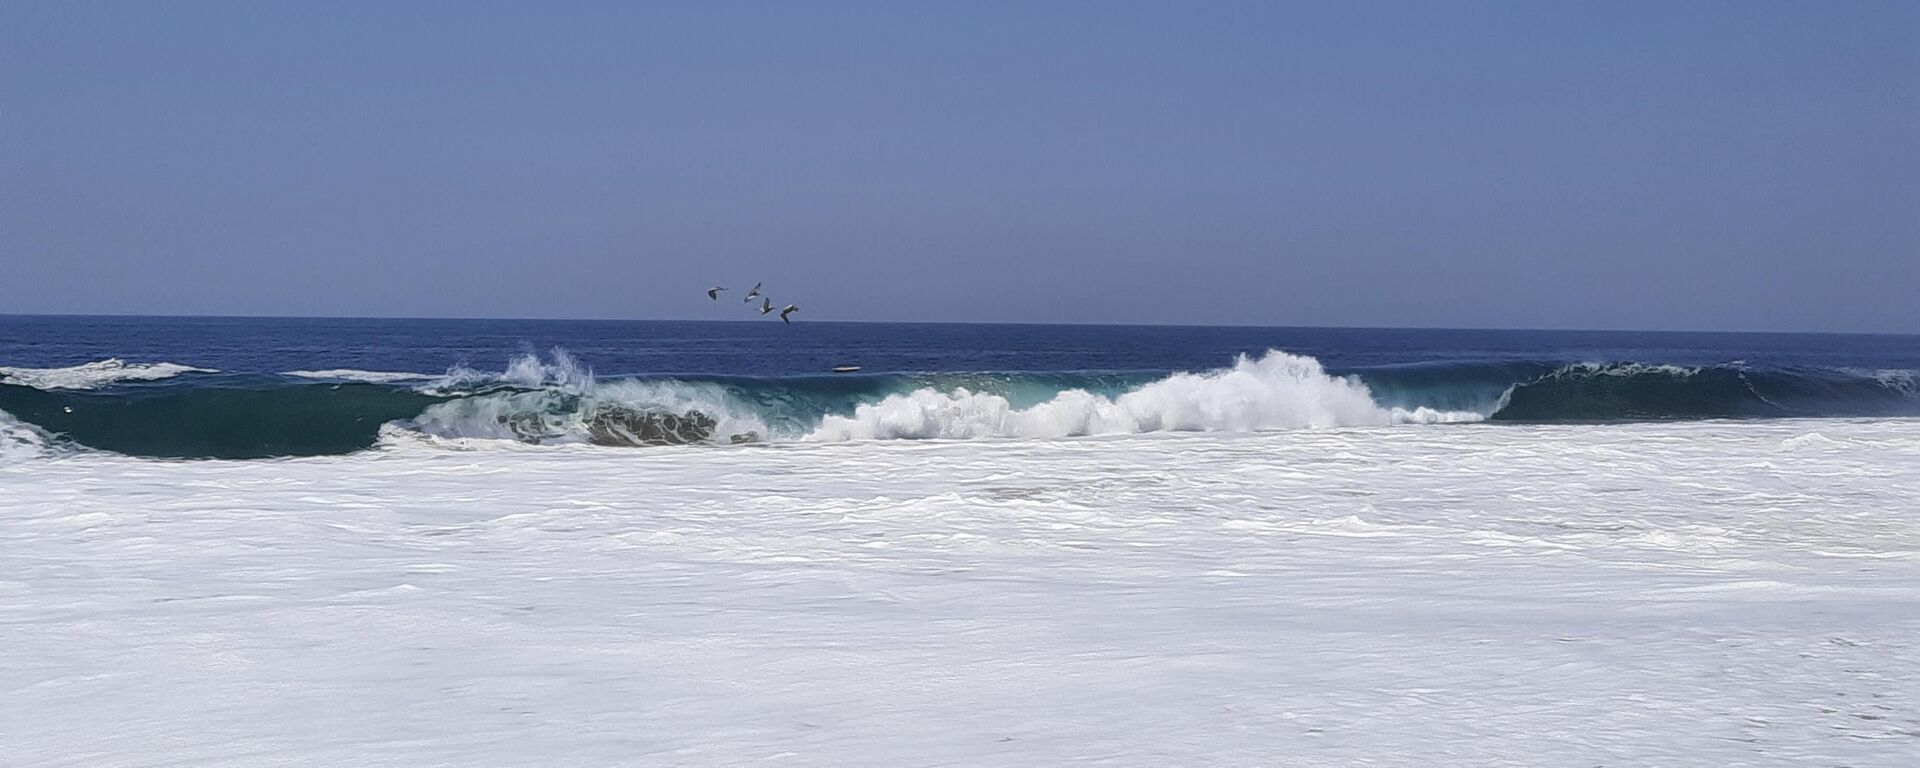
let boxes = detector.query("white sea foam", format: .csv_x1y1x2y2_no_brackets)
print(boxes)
806,350,1481,441
284,369,432,384
0,358,215,389
3,418,1916,766
0,409,49,460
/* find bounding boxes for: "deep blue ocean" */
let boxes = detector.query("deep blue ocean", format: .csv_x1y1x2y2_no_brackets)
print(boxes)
2,315,1915,459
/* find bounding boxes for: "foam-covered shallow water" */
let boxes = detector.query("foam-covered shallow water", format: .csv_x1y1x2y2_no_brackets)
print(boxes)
3,419,1917,766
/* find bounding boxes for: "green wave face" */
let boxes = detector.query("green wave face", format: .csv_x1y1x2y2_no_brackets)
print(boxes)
0,382,446,459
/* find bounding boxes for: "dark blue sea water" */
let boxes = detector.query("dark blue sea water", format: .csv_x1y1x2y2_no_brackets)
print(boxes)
3,315,1916,458
5,315,1918,376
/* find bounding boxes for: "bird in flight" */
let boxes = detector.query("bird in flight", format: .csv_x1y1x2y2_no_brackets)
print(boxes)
743,282,762,302
760,298,775,315
780,304,799,324
706,286,725,300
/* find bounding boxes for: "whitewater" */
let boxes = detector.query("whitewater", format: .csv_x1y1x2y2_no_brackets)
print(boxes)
4,417,1917,766
803,351,1476,441
399,350,1481,449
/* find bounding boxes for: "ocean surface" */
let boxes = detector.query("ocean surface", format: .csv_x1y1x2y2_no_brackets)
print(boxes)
3,316,1918,766
2,315,1916,458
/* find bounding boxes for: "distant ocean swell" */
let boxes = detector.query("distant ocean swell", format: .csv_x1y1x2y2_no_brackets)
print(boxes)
2,350,1916,459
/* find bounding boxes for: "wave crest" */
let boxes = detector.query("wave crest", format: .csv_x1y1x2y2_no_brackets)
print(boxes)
805,350,1482,441
1548,362,1703,379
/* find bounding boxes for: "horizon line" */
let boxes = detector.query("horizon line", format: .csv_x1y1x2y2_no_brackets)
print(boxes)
1,312,1915,338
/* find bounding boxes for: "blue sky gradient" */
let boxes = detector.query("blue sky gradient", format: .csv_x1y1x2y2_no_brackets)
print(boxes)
3,1,1915,331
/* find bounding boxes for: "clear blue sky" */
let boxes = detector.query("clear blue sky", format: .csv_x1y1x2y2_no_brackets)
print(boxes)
3,1,1915,331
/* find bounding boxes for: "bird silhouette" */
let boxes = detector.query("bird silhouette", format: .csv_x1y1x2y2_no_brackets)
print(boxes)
706,286,725,300
760,298,775,315
743,282,762,302
779,304,799,324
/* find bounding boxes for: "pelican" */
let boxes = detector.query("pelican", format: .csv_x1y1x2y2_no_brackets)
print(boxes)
706,286,725,300
743,282,762,302
759,297,774,315
779,304,799,323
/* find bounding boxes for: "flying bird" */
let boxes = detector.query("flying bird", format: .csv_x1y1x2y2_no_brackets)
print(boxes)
760,298,775,315
743,282,762,302
780,304,799,324
706,286,725,300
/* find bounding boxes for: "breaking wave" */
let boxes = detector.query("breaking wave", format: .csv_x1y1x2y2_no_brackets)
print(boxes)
1,349,1915,459
401,379,772,448
805,351,1477,441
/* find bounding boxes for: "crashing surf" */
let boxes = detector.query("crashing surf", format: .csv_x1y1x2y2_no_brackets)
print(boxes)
2,350,1917,460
